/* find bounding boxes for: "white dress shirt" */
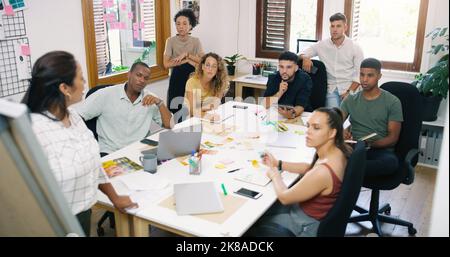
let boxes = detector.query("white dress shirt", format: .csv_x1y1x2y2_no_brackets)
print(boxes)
31,110,109,215
301,36,364,94
76,83,163,154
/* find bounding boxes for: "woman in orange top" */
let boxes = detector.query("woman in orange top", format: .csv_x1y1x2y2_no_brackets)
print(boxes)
252,107,351,237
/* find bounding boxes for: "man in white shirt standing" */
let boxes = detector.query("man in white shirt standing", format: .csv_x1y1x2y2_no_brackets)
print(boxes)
299,13,364,108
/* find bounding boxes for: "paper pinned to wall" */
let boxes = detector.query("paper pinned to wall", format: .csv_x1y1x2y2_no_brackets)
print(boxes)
14,40,31,81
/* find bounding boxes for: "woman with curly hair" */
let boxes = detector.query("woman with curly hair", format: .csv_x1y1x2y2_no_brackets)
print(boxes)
164,9,204,121
184,52,229,121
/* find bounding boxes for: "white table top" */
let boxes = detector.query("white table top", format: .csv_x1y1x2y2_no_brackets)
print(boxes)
97,101,315,236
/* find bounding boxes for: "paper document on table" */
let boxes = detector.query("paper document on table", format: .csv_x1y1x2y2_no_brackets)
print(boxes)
119,172,170,191
234,169,271,186
266,132,299,149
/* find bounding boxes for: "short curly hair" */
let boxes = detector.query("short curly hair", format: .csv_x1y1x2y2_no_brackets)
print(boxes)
174,9,198,29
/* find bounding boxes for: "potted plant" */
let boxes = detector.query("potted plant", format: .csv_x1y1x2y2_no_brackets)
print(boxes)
224,54,245,76
413,27,449,121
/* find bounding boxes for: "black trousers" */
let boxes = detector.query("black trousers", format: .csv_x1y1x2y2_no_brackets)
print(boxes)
365,148,399,176
167,63,195,118
76,208,92,237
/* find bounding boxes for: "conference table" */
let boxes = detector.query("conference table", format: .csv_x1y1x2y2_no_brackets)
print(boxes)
95,101,315,237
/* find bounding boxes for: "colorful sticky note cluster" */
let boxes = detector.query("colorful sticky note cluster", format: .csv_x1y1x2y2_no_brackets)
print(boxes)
105,13,116,23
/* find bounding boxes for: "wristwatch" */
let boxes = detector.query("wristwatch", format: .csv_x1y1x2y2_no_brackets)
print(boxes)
278,160,283,172
156,100,163,107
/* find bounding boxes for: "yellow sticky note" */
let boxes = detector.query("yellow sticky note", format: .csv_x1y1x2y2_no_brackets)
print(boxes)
251,160,260,168
225,137,234,143
215,163,226,169
294,130,305,135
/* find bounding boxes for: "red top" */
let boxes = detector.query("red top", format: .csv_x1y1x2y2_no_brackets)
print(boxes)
300,163,342,220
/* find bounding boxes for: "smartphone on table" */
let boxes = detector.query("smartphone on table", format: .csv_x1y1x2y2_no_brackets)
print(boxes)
140,138,158,146
234,188,262,199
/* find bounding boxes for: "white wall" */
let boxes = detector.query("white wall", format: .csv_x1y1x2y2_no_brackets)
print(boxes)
429,103,449,236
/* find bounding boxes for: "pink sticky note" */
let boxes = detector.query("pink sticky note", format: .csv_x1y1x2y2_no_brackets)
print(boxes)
102,0,113,8
4,5,15,16
139,0,145,4
133,30,139,39
133,23,139,30
108,13,116,23
128,12,134,20
119,22,126,30
140,22,145,29
120,3,127,11
21,45,31,56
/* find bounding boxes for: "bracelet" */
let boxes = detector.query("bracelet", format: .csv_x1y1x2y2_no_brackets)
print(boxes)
278,160,282,171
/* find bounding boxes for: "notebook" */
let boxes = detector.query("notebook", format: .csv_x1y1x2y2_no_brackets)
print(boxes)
174,182,224,215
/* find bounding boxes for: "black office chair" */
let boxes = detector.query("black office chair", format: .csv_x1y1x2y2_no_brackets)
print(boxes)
245,141,366,237
348,82,422,236
84,84,114,141
83,84,115,236
298,59,327,112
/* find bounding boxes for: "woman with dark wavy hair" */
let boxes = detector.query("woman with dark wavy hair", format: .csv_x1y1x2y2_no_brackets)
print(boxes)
23,51,137,236
184,52,229,121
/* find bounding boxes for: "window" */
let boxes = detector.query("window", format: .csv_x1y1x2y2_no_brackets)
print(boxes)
82,0,170,87
256,0,324,59
345,0,429,72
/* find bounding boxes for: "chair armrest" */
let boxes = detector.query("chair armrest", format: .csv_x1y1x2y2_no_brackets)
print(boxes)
403,148,419,185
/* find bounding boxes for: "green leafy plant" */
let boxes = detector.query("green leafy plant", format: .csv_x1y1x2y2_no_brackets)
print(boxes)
134,41,156,63
224,54,245,67
112,65,129,72
414,27,449,99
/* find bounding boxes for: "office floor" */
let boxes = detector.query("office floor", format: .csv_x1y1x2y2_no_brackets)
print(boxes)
91,165,437,237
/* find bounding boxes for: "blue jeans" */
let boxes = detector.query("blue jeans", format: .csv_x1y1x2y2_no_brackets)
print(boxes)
365,148,399,176
248,201,320,237
326,88,342,108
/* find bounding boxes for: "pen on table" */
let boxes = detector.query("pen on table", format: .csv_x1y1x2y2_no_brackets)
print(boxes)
221,183,228,196
227,168,241,173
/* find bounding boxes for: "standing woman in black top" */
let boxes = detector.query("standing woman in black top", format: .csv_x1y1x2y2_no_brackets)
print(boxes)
164,9,204,121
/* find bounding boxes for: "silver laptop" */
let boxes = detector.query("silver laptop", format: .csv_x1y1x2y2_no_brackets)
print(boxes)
156,124,202,162
174,182,224,215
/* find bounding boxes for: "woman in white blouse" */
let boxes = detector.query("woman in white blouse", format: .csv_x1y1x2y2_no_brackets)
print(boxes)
23,51,137,236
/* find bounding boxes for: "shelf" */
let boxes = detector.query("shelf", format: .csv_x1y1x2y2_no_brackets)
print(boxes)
417,162,438,170
422,117,446,128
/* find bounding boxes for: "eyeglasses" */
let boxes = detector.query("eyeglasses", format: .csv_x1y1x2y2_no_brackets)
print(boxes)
203,63,218,70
